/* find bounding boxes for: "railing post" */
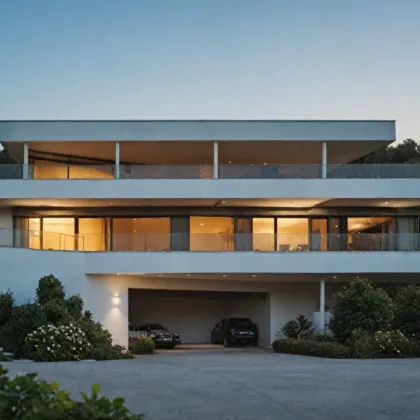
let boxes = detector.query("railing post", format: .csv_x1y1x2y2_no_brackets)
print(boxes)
213,141,218,179
321,142,327,179
319,278,325,333
115,141,120,179
23,142,29,179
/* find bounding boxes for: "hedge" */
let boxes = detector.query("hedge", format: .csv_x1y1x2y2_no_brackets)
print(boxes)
272,339,349,359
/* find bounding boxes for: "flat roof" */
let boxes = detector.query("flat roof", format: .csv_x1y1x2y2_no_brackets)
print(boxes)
0,119,396,143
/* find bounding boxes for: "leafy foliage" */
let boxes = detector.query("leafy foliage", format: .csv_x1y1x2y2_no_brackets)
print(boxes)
129,337,155,354
281,314,313,339
373,330,410,358
66,295,84,320
0,275,123,361
329,278,394,344
0,291,13,327
26,324,91,362
272,339,348,359
0,303,46,357
393,285,420,339
36,274,66,306
346,328,375,359
0,364,143,419
354,138,420,164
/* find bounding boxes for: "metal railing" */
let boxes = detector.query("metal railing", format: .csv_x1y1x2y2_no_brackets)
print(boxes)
2,164,420,179
2,229,420,252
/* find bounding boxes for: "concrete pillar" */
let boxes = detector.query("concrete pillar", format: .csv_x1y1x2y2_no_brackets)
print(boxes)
115,141,120,179
23,142,29,179
321,141,327,179
320,278,325,332
213,141,219,179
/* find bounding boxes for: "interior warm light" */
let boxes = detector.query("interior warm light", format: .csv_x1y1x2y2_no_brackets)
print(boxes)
200,223,205,226
252,275,256,278
222,274,226,277
228,161,232,164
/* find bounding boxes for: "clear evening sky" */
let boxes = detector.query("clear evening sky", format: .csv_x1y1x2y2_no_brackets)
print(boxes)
0,0,418,142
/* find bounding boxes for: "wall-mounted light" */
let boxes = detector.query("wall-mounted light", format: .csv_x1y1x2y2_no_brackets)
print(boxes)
112,294,121,306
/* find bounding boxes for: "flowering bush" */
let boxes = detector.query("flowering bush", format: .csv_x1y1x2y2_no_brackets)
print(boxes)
25,323,91,361
374,330,409,358
129,336,155,354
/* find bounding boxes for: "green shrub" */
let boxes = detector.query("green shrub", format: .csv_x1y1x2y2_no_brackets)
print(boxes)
42,300,71,325
66,295,84,320
394,285,420,339
36,274,66,306
0,303,46,357
272,339,348,359
25,323,91,362
0,291,13,327
0,364,143,419
306,332,336,342
130,337,155,354
281,314,313,339
373,330,410,358
329,278,394,344
346,328,375,359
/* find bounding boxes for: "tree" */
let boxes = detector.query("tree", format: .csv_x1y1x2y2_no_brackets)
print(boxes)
394,285,420,338
353,138,420,164
0,147,15,164
329,277,394,344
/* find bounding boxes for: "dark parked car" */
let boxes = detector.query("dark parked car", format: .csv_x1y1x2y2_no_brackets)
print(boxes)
129,323,181,348
211,318,259,347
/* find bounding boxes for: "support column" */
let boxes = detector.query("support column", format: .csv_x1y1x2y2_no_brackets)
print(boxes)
213,141,218,179
321,141,327,179
319,278,325,332
23,142,29,179
115,141,120,179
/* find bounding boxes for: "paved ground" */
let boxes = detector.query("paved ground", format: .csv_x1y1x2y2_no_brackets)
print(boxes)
3,349,420,420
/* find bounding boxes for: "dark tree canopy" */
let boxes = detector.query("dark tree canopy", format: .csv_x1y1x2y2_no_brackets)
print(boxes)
354,138,420,164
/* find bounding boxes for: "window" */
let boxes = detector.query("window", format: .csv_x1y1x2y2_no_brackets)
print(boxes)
113,218,170,251
78,218,107,251
42,218,75,250
311,218,328,251
252,218,274,251
277,218,309,251
190,217,234,251
347,217,395,251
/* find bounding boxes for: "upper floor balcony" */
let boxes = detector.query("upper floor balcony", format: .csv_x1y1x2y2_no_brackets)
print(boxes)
2,119,413,200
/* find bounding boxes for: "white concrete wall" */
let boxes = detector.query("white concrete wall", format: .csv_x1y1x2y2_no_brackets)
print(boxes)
0,120,396,142
2,179,420,200
0,207,13,247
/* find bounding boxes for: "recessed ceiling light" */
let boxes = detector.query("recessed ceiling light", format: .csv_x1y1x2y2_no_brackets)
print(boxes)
187,274,191,277
384,201,389,204
221,200,226,204
158,274,162,277
200,223,205,226
228,161,232,164
333,276,337,279
263,163,267,165
109,202,113,205
133,230,136,232
252,275,256,278
222,274,226,277
134,218,137,221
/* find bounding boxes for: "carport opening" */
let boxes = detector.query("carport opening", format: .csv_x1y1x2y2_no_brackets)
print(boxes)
128,289,270,347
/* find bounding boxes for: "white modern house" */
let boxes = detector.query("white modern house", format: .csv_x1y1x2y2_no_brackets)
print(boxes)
0,119,419,347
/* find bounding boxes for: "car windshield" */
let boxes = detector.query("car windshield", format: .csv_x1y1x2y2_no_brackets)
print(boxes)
148,324,167,330
230,318,253,327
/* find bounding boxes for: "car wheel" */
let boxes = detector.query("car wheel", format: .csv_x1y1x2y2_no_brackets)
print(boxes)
223,337,231,348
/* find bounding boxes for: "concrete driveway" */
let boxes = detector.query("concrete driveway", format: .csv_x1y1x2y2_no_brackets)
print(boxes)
3,350,420,420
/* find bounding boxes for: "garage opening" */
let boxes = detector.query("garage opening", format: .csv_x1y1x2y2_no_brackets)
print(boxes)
129,289,270,347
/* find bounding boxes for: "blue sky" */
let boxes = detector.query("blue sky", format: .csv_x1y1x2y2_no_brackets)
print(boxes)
0,0,419,141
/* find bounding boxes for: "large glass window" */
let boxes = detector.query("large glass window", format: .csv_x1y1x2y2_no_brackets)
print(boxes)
397,217,418,251
252,218,274,251
42,218,75,250
113,218,170,251
78,218,107,251
190,217,234,251
277,218,309,251
311,218,328,251
347,217,395,251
